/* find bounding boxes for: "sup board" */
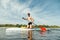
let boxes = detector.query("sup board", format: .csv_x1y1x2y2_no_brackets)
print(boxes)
6,28,51,31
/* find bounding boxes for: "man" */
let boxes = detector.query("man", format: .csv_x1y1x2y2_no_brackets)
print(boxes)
22,13,34,40
22,13,34,29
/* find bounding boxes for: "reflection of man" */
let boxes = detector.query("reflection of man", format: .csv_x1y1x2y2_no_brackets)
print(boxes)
22,13,34,29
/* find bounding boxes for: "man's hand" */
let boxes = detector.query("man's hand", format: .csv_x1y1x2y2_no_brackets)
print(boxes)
22,17,27,20
22,17,24,19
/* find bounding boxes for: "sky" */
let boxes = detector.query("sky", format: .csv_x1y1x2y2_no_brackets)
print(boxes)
0,0,60,26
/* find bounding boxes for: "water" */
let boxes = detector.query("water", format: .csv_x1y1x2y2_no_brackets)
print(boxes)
0,28,60,40
0,27,6,40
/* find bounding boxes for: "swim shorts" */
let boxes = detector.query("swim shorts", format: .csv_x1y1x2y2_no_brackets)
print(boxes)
28,22,32,25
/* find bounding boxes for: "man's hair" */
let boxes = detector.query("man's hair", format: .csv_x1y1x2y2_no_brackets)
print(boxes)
27,13,30,15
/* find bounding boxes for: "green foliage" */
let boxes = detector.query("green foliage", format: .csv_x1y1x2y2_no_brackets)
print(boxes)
0,24,60,28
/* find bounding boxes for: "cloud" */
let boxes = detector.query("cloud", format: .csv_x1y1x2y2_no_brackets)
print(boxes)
0,0,32,24
0,0,60,26
29,0,60,26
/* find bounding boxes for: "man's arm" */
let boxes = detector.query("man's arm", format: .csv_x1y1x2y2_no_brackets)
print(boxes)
22,17,27,20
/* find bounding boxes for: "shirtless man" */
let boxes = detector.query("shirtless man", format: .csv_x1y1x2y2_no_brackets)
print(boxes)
22,13,34,29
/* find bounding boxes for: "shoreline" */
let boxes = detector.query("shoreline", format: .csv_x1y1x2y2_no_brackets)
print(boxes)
0,27,60,28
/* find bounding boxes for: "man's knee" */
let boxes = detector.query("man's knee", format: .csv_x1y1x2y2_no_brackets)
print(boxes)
30,25,32,28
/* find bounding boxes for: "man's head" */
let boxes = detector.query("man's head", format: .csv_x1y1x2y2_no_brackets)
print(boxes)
27,13,30,17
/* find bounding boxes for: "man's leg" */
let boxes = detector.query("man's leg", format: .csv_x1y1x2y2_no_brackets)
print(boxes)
27,25,30,28
30,24,32,29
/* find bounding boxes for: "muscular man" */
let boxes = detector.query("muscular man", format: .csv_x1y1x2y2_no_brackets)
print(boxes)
22,13,34,29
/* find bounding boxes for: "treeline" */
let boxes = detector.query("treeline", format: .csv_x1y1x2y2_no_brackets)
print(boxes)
0,24,60,28
0,24,26,28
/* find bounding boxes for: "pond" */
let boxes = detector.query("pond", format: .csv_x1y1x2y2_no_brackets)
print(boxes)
0,28,60,40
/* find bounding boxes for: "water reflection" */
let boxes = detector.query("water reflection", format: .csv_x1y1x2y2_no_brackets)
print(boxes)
40,31,46,37
0,28,60,40
28,30,32,40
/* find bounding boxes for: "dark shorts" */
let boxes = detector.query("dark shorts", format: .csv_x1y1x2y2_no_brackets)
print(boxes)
28,22,32,25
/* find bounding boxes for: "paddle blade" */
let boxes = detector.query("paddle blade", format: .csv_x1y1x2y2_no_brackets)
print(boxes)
39,25,46,32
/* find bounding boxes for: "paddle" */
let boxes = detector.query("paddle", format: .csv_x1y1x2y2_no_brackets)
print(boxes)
39,25,47,32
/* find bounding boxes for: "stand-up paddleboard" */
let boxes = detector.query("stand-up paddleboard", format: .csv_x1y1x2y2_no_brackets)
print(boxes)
6,28,51,32
6,28,28,34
